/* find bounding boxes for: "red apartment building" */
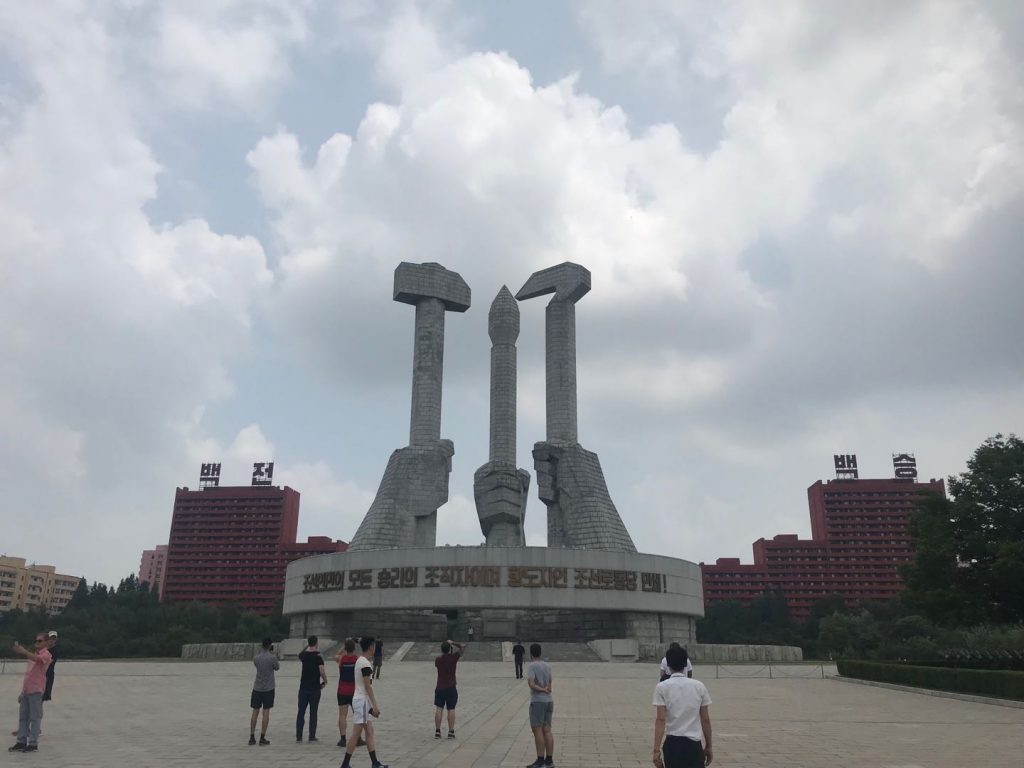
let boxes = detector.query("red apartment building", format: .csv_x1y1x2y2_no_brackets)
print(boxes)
162,485,347,614
701,461,945,621
138,544,168,599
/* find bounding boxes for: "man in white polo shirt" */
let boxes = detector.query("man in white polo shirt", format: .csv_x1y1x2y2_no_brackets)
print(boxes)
652,645,713,767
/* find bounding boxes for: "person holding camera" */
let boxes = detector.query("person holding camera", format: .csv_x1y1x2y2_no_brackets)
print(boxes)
296,635,327,743
340,636,388,768
248,638,279,745
433,638,464,739
8,633,52,753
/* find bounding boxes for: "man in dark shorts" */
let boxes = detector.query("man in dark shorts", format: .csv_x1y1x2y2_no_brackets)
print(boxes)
249,638,278,745
652,645,713,768
296,635,327,742
336,638,359,747
512,639,525,679
526,643,554,768
433,639,464,739
373,637,383,679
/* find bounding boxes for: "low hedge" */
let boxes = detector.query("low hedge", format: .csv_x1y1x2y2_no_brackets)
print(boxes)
837,660,1024,701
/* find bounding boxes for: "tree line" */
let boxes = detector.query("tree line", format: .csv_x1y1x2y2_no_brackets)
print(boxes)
0,574,288,658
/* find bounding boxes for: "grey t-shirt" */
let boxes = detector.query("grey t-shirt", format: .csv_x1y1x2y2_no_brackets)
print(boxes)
527,659,552,703
253,650,280,692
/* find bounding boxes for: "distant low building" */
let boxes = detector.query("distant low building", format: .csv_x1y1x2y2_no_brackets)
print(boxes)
0,556,81,614
701,471,946,622
138,544,168,599
162,484,347,614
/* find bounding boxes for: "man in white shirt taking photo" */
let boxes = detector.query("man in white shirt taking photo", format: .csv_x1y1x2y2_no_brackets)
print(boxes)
652,645,712,767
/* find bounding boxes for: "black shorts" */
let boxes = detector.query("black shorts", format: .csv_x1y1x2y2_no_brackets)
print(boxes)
250,689,275,710
434,687,458,710
337,693,354,707
662,735,705,768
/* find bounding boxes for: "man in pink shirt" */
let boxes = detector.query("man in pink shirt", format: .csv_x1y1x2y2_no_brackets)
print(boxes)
8,632,52,753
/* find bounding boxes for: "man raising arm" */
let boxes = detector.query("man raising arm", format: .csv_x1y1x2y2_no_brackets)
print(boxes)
8,633,52,753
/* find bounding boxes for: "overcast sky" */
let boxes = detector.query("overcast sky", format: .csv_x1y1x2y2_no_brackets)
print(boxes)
2,1,1022,586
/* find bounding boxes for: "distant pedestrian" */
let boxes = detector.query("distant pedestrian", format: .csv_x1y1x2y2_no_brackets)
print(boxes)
339,636,388,768
336,638,359,748
526,643,554,768
659,642,693,681
433,639,464,739
8,632,52,753
652,645,713,768
296,635,327,743
249,638,279,745
42,631,58,702
512,639,526,679
373,637,383,679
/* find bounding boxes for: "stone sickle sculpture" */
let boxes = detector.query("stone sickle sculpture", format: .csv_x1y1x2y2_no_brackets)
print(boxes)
474,287,530,546
349,263,470,550
516,263,636,552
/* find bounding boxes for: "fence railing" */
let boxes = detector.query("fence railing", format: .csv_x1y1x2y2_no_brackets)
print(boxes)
709,663,833,679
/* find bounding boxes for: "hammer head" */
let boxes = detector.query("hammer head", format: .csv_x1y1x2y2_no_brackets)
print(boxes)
394,262,471,312
514,262,591,304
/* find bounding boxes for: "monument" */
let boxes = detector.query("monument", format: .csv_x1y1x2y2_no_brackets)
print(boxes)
474,286,531,547
283,261,703,659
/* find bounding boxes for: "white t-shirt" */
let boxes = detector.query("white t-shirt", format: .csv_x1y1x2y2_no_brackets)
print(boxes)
352,655,373,700
660,657,693,678
653,673,712,741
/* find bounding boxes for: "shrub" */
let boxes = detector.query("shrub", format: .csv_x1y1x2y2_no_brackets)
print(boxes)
837,660,1024,701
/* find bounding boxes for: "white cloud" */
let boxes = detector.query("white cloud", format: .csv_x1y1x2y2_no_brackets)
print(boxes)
1,1,1022,588
150,0,312,110
0,3,275,580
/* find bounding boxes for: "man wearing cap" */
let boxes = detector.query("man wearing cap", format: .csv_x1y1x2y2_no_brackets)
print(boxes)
42,631,58,702
8,632,53,753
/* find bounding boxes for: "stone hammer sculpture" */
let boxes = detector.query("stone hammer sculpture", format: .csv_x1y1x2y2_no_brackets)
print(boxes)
516,262,636,552
349,263,471,550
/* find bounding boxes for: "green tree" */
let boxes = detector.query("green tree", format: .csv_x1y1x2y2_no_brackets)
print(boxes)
817,611,881,658
903,434,1024,624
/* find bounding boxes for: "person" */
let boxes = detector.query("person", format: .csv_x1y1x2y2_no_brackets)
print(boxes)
659,642,693,681
340,636,388,768
512,639,526,679
249,638,279,745
336,638,359,748
296,635,327,743
652,645,713,768
8,632,52,753
526,643,554,768
42,631,58,703
433,639,464,739
372,637,383,680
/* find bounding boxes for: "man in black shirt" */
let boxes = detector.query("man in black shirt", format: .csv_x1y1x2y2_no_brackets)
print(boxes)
373,637,383,679
512,640,525,679
296,635,327,742
42,631,58,701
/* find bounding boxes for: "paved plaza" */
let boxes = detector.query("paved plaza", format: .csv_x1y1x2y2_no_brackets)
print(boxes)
2,659,1022,767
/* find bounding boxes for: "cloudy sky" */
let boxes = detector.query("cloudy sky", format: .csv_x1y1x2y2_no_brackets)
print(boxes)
2,1,1022,586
